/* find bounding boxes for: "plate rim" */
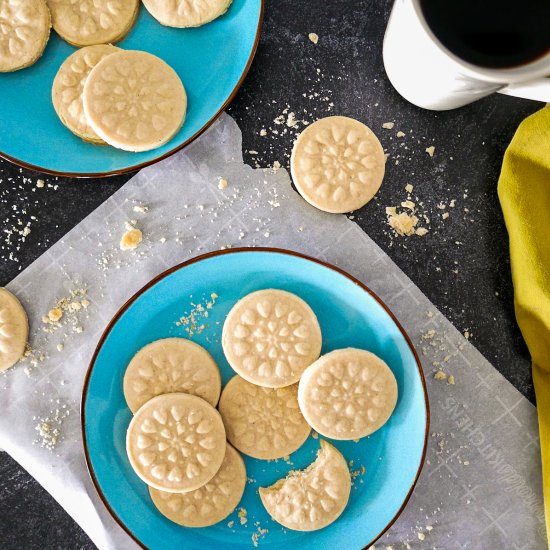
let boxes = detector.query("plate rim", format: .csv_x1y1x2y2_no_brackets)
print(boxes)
0,1,264,179
80,247,430,550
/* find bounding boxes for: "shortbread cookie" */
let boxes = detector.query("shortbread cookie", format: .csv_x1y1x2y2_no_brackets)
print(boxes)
298,348,398,440
222,289,322,388
52,44,118,144
126,393,226,493
83,50,187,152
123,338,221,414
218,375,310,460
0,288,28,372
142,0,232,28
46,0,138,47
290,116,386,213
149,443,246,527
0,0,51,72
259,440,351,531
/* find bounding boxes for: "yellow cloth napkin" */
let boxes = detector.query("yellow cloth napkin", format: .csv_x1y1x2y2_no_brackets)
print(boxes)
498,104,550,544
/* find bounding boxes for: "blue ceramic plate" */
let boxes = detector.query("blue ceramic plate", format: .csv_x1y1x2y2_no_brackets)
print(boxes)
82,248,429,549
0,0,262,177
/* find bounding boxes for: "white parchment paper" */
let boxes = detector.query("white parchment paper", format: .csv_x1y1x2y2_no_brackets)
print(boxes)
0,114,545,549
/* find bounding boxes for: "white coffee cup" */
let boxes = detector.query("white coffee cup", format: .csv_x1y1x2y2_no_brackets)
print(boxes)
383,0,550,110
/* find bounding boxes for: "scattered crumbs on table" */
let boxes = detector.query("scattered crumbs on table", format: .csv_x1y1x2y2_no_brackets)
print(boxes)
175,292,219,337
308,32,319,44
33,400,70,451
251,521,268,547
41,287,90,336
120,224,143,251
238,506,248,526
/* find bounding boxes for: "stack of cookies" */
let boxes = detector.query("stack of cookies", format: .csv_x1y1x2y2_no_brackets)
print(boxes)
123,288,398,532
1,0,235,152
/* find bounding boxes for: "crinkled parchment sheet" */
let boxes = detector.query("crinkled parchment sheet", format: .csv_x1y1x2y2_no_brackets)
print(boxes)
1,114,544,549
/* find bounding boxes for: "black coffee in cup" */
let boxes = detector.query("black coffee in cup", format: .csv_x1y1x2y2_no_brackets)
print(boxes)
419,0,550,69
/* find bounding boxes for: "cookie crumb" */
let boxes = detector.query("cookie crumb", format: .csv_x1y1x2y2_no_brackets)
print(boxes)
120,227,142,251
396,131,406,138
47,308,63,323
447,375,456,385
308,32,319,44
405,183,413,193
425,146,435,157
434,370,447,381
36,179,45,188
238,507,248,525
218,177,229,190
259,128,267,136
56,343,64,352
382,122,394,129
418,532,426,541
132,204,148,213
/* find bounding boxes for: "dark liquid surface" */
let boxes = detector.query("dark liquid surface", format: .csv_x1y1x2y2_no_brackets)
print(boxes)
419,0,550,68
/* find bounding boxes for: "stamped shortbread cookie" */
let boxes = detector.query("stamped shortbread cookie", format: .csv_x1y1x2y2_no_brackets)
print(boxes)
123,338,221,413
298,348,398,440
126,393,226,493
218,375,310,460
290,116,386,213
0,0,51,72
52,44,118,144
83,50,187,152
46,0,138,47
149,443,246,527
259,440,351,531
0,288,28,372
142,0,232,28
222,289,322,388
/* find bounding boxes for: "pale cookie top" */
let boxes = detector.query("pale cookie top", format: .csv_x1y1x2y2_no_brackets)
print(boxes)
123,338,221,413
0,288,28,372
222,289,322,388
259,440,351,531
83,50,187,152
141,0,232,28
0,0,51,72
298,348,398,440
218,375,310,460
126,393,226,493
290,116,386,213
52,44,118,143
46,0,138,47
149,443,246,527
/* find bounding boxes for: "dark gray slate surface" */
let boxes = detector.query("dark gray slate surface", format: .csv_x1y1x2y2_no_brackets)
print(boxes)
0,0,539,547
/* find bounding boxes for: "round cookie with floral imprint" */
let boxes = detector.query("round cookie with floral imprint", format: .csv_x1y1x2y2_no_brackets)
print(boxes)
0,288,28,372
46,0,138,47
149,443,246,527
52,44,119,144
82,50,187,152
123,337,221,413
259,440,351,531
298,348,398,440
290,116,386,213
0,0,51,73
222,289,322,388
218,375,310,460
142,0,233,28
126,393,226,493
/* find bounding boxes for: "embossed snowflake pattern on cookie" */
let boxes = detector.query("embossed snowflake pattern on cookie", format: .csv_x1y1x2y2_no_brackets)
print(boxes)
222,289,322,388
291,116,386,213
123,338,221,413
46,0,138,46
0,0,51,72
149,443,246,527
0,288,28,372
298,348,398,440
218,375,311,459
260,440,351,531
126,393,226,492
142,0,233,28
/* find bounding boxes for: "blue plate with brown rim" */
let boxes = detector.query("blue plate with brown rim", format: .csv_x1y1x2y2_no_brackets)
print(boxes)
82,248,429,549
0,0,262,177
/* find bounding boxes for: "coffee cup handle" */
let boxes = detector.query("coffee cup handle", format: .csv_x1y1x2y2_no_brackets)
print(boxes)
498,78,550,103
